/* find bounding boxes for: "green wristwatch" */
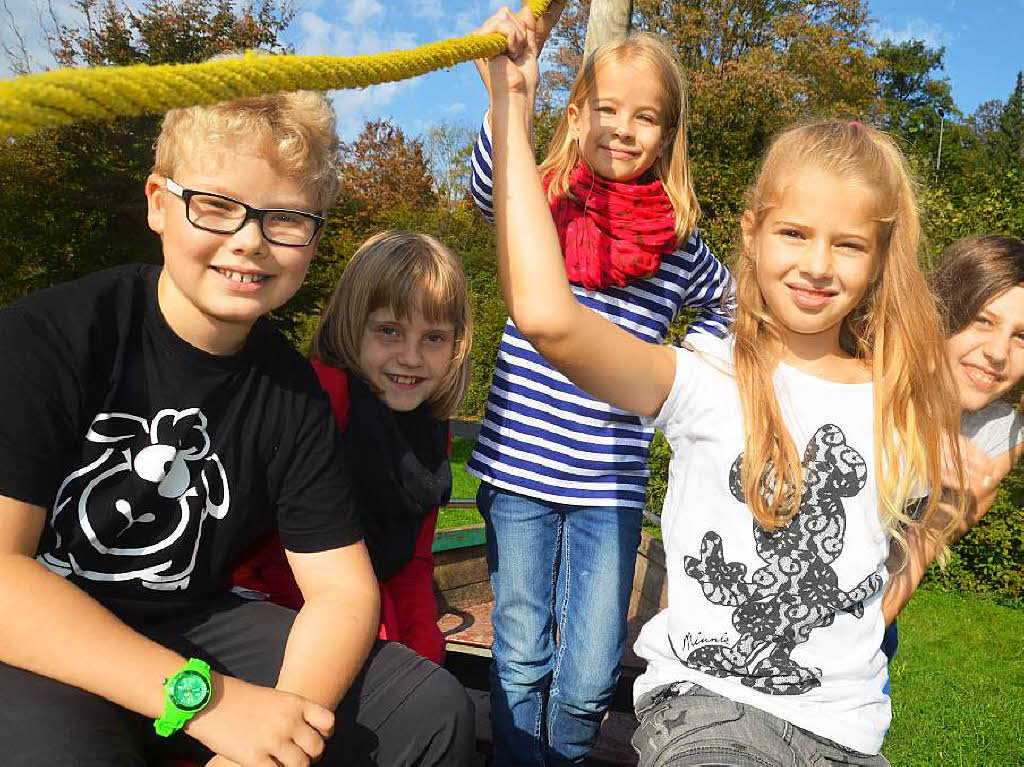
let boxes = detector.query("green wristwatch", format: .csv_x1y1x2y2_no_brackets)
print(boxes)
154,658,213,737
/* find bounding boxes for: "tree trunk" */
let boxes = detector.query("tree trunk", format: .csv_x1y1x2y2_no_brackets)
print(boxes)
583,0,633,60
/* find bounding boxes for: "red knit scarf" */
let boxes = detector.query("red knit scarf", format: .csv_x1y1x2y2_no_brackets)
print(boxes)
546,163,679,290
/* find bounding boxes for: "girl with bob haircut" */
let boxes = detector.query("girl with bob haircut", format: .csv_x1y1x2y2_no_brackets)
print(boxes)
485,23,968,762
235,230,471,665
468,8,733,762
311,230,472,419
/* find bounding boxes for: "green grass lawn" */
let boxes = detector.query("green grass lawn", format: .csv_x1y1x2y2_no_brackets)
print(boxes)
439,435,483,529
439,439,1023,764
885,589,1024,765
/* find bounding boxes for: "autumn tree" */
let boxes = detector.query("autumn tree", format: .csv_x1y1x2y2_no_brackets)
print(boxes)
337,119,437,227
51,0,292,66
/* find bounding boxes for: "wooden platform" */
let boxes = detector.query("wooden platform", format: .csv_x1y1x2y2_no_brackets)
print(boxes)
442,627,641,766
435,529,670,766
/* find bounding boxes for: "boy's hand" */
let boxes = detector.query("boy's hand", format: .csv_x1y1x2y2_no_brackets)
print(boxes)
474,0,566,99
188,674,333,766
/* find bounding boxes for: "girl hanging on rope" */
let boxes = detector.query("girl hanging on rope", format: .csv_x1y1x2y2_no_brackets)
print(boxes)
485,21,970,763
468,5,733,763
234,231,472,667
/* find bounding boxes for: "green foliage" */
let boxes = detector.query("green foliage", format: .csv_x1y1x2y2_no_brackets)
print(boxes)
53,0,293,67
873,39,955,143
0,116,162,304
991,71,1024,166
922,461,1024,605
919,162,1024,270
0,0,295,305
437,436,485,528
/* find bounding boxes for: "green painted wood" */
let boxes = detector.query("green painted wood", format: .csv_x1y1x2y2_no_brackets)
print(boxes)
432,524,487,553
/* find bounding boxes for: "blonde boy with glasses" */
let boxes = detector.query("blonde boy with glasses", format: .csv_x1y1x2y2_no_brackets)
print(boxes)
0,91,474,766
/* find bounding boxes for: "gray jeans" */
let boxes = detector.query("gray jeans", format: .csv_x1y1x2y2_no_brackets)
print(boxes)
632,682,891,767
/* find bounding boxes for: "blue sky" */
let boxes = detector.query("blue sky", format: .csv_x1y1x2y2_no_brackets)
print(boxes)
2,0,1022,140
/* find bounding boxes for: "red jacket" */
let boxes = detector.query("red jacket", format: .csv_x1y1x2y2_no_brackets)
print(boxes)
231,360,445,665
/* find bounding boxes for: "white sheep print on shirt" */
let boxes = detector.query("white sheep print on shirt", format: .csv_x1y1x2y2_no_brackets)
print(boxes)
677,423,883,695
39,407,230,591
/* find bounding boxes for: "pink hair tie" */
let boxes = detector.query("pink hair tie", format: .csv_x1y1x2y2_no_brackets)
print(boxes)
849,120,864,130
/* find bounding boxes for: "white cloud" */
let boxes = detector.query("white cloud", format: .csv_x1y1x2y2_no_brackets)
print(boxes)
291,8,439,137
445,100,465,113
345,0,384,26
294,10,417,57
414,0,443,21
330,79,419,138
452,0,508,35
872,17,953,49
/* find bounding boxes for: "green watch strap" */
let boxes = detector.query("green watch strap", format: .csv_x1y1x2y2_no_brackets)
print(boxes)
154,658,213,737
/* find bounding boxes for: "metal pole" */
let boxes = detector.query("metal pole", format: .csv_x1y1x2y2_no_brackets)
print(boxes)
936,112,945,176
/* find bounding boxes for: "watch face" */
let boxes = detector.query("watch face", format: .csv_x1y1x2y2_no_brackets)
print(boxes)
171,670,211,712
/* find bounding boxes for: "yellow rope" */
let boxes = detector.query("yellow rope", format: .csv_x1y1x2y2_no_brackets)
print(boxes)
0,0,551,139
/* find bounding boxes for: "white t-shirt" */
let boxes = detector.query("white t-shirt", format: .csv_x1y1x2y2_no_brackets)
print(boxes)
962,400,1024,458
634,336,891,754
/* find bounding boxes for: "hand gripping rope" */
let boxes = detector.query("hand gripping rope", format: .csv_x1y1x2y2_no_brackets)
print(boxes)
0,0,552,140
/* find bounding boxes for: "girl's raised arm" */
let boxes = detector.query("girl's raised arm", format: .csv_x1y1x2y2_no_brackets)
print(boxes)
488,44,675,418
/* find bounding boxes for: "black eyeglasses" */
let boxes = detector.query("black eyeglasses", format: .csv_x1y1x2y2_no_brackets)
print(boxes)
165,179,325,247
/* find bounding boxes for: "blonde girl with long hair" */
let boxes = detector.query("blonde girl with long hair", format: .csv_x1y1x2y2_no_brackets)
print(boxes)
468,7,733,763
486,26,967,764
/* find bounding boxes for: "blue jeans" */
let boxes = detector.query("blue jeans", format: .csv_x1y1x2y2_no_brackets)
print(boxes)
477,482,643,766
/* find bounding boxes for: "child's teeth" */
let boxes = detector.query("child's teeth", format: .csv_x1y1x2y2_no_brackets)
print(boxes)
221,270,265,283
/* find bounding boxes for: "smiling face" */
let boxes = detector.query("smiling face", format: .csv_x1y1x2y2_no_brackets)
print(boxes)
945,285,1024,411
567,58,671,182
358,300,456,412
146,143,321,355
743,167,880,359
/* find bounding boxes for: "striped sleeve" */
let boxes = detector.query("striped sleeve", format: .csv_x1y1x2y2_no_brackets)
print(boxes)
470,115,494,223
679,233,735,339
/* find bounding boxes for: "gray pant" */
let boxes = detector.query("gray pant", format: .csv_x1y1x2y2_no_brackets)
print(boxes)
0,596,475,766
632,683,890,767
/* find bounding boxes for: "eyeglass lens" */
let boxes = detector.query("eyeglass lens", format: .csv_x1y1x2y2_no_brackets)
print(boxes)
188,194,318,246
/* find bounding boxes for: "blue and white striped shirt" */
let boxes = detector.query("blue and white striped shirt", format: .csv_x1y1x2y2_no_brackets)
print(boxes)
467,120,734,507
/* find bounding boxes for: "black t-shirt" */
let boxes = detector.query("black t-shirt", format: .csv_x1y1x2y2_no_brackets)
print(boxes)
0,264,362,624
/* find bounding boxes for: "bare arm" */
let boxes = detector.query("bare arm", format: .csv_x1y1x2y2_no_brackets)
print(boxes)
0,494,336,765
489,43,675,417
278,542,380,708
0,494,190,714
882,439,1014,623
